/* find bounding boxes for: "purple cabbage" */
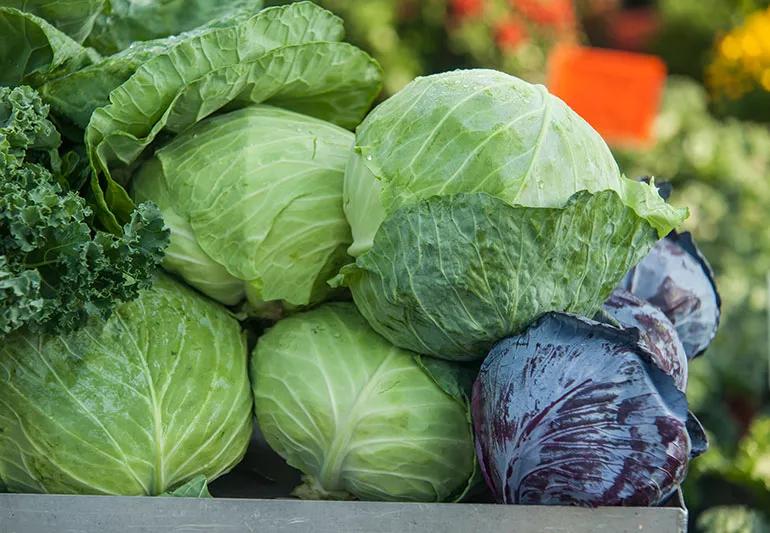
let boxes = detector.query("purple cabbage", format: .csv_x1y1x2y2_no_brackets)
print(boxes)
472,312,695,507
602,290,688,392
619,231,720,359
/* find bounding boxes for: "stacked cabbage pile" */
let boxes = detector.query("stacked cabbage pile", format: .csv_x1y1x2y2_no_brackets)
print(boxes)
0,0,719,507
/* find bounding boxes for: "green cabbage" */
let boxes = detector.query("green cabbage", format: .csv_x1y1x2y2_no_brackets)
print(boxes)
81,1,382,232
338,70,687,360
251,302,477,502
0,275,252,495
132,105,354,314
344,69,685,257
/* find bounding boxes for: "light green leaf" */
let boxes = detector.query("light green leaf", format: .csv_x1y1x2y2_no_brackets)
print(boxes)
339,190,658,360
41,1,290,129
0,275,252,495
0,0,104,43
0,7,98,86
162,475,211,498
251,303,476,502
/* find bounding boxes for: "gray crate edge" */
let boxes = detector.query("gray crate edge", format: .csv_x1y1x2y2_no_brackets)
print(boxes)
0,493,687,533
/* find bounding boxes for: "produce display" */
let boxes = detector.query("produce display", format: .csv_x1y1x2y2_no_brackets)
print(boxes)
0,0,720,513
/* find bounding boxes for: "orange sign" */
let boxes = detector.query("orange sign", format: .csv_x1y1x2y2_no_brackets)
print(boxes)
547,45,667,147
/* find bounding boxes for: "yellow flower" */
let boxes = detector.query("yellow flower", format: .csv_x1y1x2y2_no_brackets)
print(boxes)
707,7,770,100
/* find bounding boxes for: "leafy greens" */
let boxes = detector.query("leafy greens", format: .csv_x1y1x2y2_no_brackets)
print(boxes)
0,86,168,337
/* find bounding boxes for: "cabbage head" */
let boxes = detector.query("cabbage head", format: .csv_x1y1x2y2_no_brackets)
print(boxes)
251,302,477,502
0,275,252,495
337,69,687,360
132,106,353,315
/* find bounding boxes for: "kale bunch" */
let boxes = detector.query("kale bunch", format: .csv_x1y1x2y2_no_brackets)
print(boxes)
0,85,168,336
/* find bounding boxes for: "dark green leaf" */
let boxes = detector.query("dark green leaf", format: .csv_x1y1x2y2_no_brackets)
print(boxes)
0,7,98,86
341,190,658,360
0,0,105,43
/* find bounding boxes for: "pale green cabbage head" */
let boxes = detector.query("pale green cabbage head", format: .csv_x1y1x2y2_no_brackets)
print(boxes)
337,70,687,360
251,302,477,502
344,69,684,257
132,105,354,315
0,275,252,495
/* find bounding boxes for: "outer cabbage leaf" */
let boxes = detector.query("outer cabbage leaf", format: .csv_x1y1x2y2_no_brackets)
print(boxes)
619,231,721,359
0,7,98,86
472,312,693,507
86,0,262,55
132,105,353,312
343,69,686,257
0,0,104,43
40,39,181,129
41,1,306,130
77,2,381,232
337,190,658,361
251,303,476,502
0,275,252,495
162,475,211,498
602,290,688,392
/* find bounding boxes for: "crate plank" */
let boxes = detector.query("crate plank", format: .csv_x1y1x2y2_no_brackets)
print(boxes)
0,494,686,533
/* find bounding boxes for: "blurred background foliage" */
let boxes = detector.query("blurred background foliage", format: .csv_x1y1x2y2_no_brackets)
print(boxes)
267,0,770,529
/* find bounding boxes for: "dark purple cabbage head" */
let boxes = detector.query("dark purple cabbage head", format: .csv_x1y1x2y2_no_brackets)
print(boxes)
472,312,694,507
619,231,720,359
602,290,688,392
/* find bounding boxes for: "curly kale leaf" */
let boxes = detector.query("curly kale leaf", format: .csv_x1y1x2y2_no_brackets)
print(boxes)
0,85,60,168
0,85,169,336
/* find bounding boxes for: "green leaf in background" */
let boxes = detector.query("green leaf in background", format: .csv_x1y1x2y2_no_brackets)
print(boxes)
0,0,105,43
697,506,770,533
615,77,770,440
162,475,212,498
414,356,477,406
40,39,184,130
86,0,264,55
338,190,658,361
413,354,483,500
0,7,98,86
734,418,770,496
